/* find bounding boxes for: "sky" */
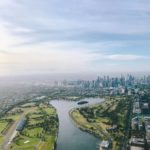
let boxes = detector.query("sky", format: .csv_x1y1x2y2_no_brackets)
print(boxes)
0,0,150,76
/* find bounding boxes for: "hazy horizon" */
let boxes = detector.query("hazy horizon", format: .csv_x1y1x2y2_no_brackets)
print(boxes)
0,72,149,83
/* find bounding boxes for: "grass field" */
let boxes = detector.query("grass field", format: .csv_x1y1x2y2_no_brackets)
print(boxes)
9,102,58,150
0,120,8,133
23,127,43,137
37,136,55,150
70,96,130,150
0,120,9,145
5,114,20,121
12,135,40,150
0,102,58,150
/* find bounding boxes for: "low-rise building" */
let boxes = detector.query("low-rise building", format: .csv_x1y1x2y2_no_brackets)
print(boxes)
130,146,144,150
133,102,141,114
142,102,149,114
100,140,111,150
144,117,150,143
129,137,145,147
142,103,149,109
16,118,26,132
131,117,143,131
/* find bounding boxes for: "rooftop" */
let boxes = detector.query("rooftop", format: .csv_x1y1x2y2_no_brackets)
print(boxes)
100,140,109,148
130,146,144,150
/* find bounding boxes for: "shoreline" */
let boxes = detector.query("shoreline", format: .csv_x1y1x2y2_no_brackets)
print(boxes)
68,97,107,140
69,96,130,150
69,109,103,139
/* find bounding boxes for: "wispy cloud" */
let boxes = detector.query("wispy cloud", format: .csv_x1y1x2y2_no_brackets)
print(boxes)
106,54,146,61
0,0,150,75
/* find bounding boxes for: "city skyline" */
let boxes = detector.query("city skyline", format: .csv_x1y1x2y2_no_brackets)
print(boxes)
0,0,150,76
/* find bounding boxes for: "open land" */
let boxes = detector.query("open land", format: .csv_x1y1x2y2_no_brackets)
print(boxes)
70,96,131,150
0,102,58,150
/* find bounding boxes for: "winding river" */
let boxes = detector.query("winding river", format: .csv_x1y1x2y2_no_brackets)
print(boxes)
50,98,104,150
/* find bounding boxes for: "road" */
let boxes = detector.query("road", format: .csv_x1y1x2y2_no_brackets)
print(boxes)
2,119,20,150
121,96,133,150
1,106,37,150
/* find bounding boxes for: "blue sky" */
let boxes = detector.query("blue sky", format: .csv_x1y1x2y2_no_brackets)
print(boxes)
0,0,150,75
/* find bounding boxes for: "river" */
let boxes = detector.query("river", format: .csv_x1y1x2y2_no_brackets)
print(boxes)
50,98,104,150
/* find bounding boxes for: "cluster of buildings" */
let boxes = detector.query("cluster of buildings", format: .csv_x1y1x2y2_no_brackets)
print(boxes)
130,94,150,150
53,75,150,99
57,75,150,89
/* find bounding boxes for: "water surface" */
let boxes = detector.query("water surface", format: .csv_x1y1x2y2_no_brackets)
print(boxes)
51,98,104,150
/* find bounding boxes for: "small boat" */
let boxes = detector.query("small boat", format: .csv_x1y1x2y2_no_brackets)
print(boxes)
77,101,88,105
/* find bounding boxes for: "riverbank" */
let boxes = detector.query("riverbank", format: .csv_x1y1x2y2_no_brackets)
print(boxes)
70,96,130,150
69,109,103,139
51,98,103,150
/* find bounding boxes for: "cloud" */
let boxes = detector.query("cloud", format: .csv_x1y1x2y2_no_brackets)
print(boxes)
107,54,146,61
0,0,150,47
0,0,150,75
13,27,34,33
0,0,12,6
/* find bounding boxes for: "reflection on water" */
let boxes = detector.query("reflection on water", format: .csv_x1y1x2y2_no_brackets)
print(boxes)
50,98,104,150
